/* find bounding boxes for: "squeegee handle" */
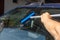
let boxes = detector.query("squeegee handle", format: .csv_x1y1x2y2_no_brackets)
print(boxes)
30,14,60,19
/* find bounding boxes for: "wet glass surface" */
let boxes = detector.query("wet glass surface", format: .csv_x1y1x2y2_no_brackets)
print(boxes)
0,28,45,40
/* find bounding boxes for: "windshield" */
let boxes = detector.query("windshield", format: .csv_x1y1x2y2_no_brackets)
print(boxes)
0,8,60,40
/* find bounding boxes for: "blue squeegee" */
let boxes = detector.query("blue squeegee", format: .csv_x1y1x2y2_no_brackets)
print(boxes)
20,11,35,24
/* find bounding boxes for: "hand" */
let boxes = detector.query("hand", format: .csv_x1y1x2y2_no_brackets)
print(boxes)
41,12,60,40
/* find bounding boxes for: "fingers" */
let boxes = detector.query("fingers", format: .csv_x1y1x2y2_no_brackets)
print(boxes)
41,12,51,23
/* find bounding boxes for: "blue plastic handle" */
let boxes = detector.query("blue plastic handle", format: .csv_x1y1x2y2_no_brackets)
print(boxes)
20,11,35,24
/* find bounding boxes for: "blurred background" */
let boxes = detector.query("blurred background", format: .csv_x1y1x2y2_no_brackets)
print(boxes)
0,0,60,40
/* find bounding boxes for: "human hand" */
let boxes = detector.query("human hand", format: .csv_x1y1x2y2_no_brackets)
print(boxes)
41,12,60,40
